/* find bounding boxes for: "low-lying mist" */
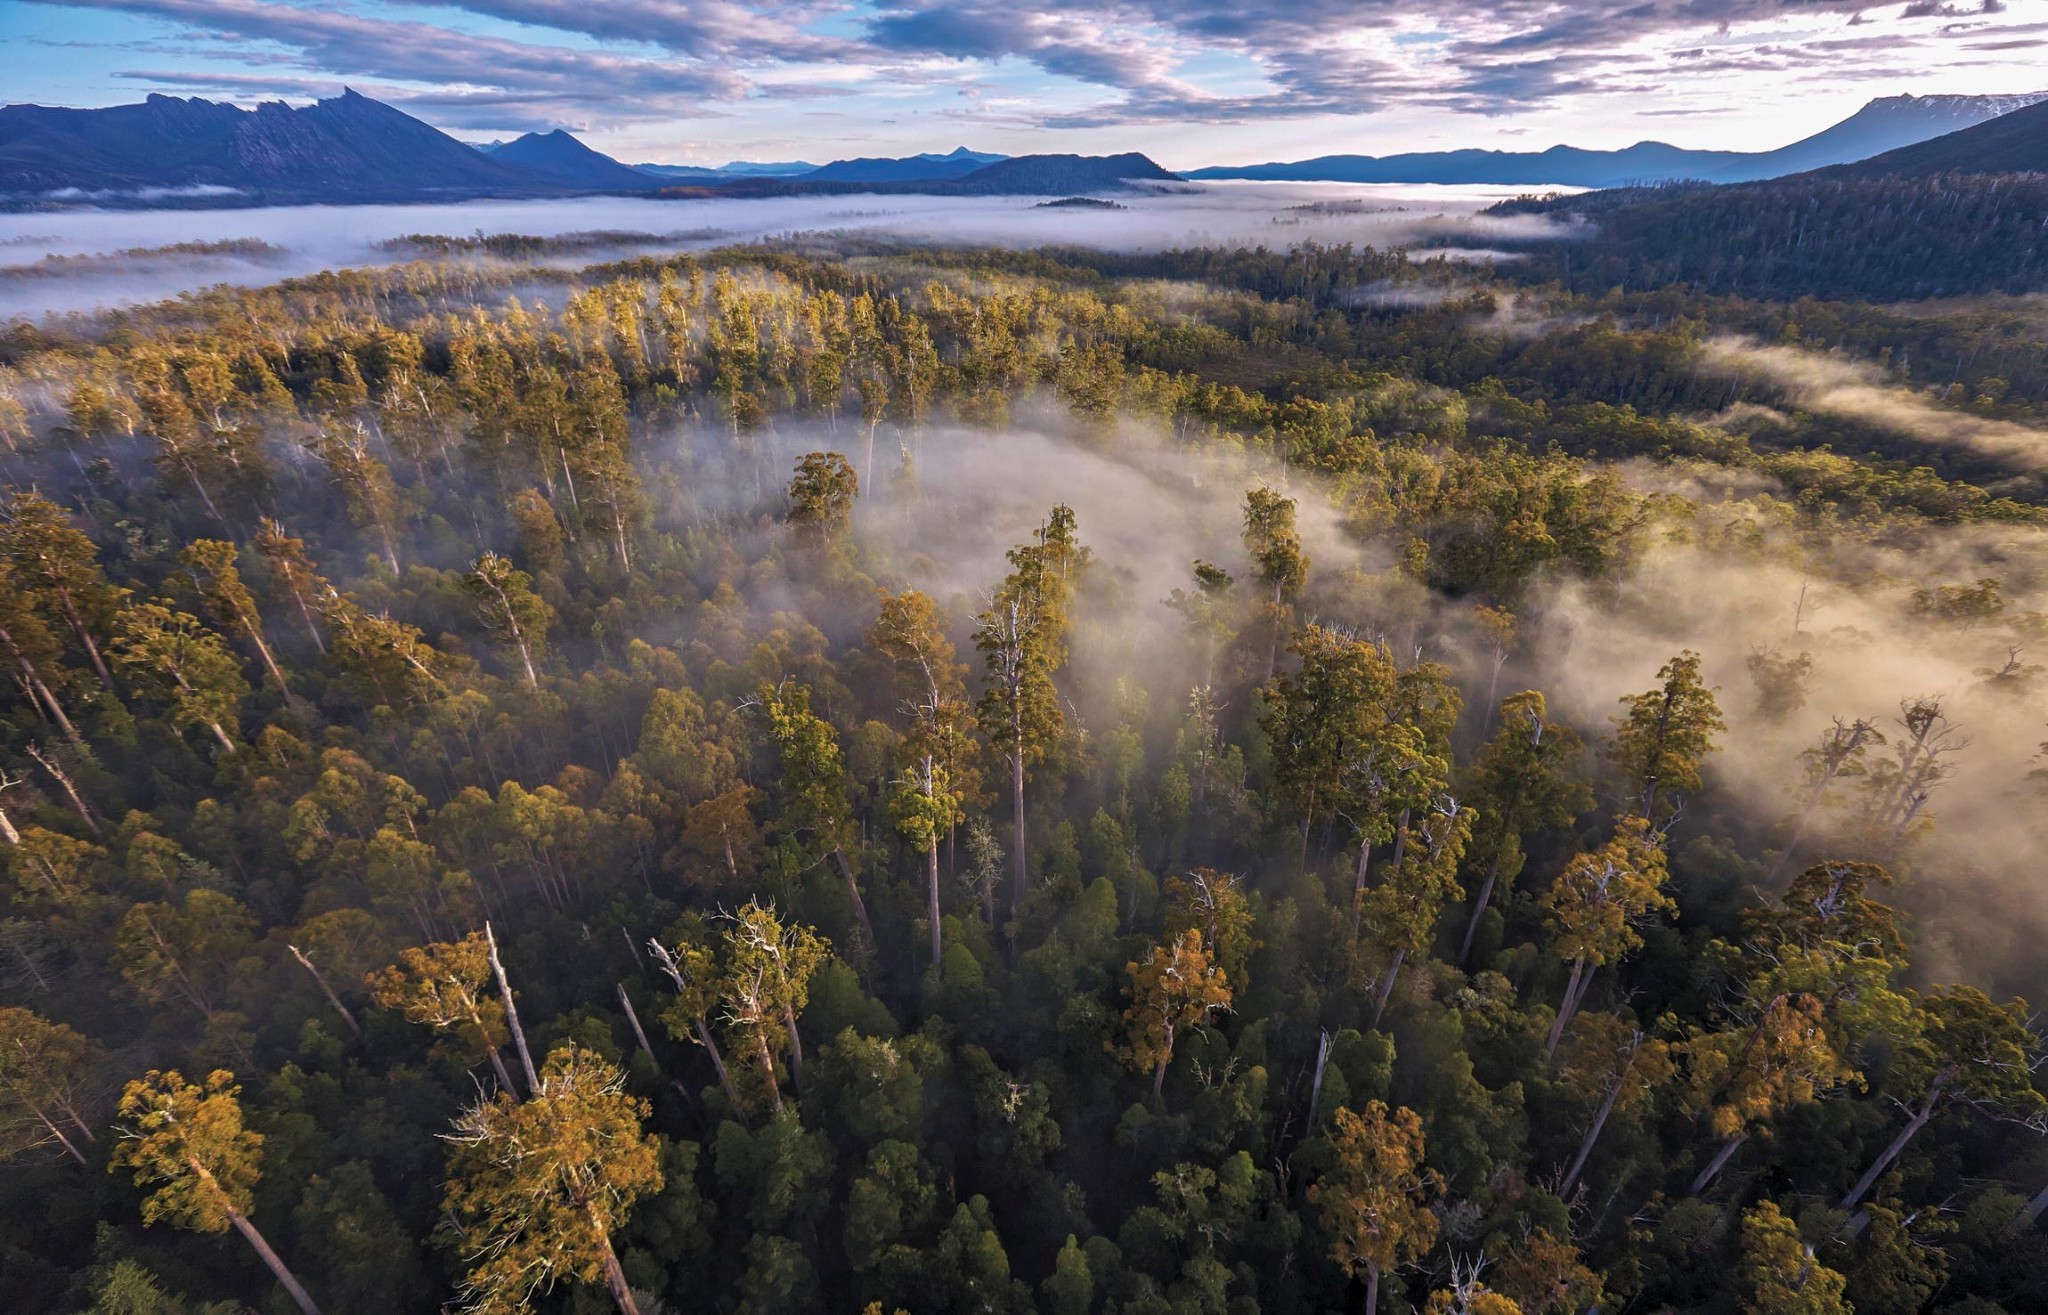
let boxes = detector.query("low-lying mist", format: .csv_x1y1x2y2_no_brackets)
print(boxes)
639,397,2046,996
0,182,1576,319
1700,336,2048,470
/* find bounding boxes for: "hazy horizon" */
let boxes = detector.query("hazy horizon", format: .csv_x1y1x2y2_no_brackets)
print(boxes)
0,182,1568,317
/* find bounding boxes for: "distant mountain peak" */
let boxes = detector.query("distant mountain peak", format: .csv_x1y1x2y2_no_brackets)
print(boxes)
489,126,660,190
1183,90,2048,188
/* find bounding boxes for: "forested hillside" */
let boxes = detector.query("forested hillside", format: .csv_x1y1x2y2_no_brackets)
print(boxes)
0,238,2043,1315
1492,174,2048,300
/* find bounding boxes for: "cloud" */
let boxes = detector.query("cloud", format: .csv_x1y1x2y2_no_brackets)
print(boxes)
23,0,746,122
434,0,855,64
20,0,2048,133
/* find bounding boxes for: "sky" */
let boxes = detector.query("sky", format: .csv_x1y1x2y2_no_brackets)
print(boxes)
3,0,2047,168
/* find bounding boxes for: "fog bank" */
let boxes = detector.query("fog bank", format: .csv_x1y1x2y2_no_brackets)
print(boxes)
0,182,1575,319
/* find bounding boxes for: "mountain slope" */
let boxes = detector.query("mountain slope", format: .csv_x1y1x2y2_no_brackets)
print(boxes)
1818,98,2048,178
1184,93,2047,188
0,91,567,203
229,91,534,197
488,129,659,190
950,152,1177,194
1755,93,2048,176
805,147,1008,183
0,95,253,192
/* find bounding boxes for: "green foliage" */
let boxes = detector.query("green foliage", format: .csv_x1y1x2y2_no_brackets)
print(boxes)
0,230,2043,1315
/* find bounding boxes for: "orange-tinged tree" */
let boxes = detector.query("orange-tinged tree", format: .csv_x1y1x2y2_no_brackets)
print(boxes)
1120,929,1233,1099
718,899,830,1113
180,538,292,700
1162,868,1256,994
442,1043,662,1315
367,933,520,1095
1736,862,1914,1069
1540,817,1673,1057
1554,1013,1674,1195
0,1006,102,1166
1488,1228,1603,1315
1736,1200,1849,1315
1679,992,1856,1194
111,1069,321,1314
1309,1101,1442,1315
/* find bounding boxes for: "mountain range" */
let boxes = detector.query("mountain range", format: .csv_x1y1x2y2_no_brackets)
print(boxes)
4,88,2047,210
1184,94,2048,188
0,90,551,203
0,91,1165,206
804,147,1009,183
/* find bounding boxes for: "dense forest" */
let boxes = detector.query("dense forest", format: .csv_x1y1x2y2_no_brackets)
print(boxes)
1490,175,2048,301
0,233,2043,1315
